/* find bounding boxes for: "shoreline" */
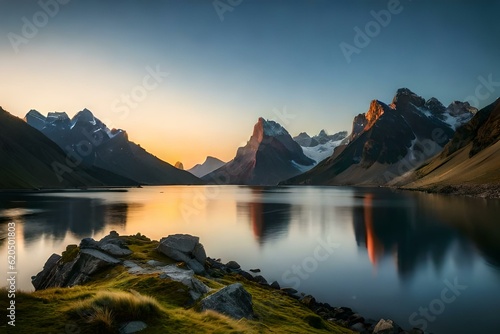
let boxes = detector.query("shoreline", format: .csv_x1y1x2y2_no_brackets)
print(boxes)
22,232,422,334
396,183,500,200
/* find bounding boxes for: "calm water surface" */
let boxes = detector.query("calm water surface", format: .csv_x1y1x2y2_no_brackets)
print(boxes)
1,186,499,333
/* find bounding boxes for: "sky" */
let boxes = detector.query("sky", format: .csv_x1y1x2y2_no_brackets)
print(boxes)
1,0,499,168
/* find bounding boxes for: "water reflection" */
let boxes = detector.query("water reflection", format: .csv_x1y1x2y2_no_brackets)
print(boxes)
0,194,135,246
237,188,291,244
352,190,500,277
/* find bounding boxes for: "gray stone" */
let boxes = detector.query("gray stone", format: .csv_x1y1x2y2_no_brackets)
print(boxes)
159,265,210,300
225,260,241,270
159,234,199,253
123,260,140,268
270,281,280,289
32,248,121,290
79,248,121,264
146,260,166,267
373,319,401,334
79,237,98,249
31,253,61,290
187,259,205,274
200,283,253,320
193,243,207,264
350,322,367,333
100,243,133,257
119,321,147,334
253,275,268,285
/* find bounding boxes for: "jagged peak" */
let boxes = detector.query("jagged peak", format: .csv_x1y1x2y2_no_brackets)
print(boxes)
255,117,288,138
446,101,478,116
424,97,446,114
46,112,70,122
390,88,425,109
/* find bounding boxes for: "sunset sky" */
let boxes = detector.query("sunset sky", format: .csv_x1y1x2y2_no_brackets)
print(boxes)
1,0,499,168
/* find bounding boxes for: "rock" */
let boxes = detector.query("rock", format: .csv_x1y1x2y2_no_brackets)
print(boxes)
31,254,61,290
238,270,254,281
225,260,241,270
200,283,253,320
32,248,120,290
373,319,401,334
157,234,206,273
146,260,166,267
348,313,365,326
253,275,268,285
186,259,206,275
100,243,133,257
249,268,261,273
119,321,147,334
159,265,210,300
270,281,280,289
350,322,367,333
123,261,140,269
300,295,316,307
80,237,99,249
193,243,207,264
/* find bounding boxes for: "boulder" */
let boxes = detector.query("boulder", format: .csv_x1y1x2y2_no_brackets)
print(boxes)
373,319,401,334
253,275,268,285
100,243,133,257
200,283,253,320
225,260,241,270
32,248,120,290
270,281,281,290
158,265,210,300
157,234,206,273
31,253,61,290
79,231,132,257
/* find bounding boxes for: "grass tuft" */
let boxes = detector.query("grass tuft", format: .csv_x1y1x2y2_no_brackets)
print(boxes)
67,289,164,331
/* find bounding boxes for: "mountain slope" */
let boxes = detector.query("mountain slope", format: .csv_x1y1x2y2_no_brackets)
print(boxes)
0,107,135,189
283,88,476,186
25,109,203,185
203,118,314,185
188,156,226,178
400,98,500,197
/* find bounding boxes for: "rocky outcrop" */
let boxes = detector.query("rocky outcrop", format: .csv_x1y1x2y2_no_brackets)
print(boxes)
31,231,137,290
32,245,121,290
200,283,254,320
156,234,207,274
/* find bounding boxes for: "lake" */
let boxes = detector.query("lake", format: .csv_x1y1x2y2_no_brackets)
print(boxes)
1,186,499,333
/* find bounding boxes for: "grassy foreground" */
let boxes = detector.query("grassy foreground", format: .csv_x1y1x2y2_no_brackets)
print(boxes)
1,234,353,334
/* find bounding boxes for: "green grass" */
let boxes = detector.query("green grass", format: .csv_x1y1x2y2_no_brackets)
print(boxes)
0,235,354,334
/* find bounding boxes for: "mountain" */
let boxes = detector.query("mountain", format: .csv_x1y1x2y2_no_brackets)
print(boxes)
175,161,184,170
25,109,203,185
0,107,135,189
283,88,477,186
293,130,348,164
399,98,500,197
188,156,226,178
203,118,314,185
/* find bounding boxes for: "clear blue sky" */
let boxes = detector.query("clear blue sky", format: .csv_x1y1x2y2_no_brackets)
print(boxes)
1,0,499,167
